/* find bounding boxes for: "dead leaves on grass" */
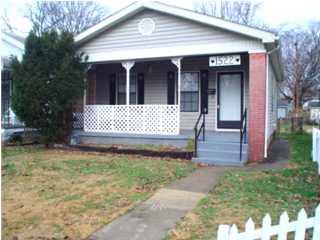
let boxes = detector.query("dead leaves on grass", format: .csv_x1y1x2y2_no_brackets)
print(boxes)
3,148,193,239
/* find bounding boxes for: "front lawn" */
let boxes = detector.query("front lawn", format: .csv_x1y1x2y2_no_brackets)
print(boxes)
168,133,320,240
2,146,195,239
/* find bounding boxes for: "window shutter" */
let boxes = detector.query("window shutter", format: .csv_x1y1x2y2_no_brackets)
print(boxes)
167,71,175,105
138,73,144,104
109,74,116,105
200,70,208,114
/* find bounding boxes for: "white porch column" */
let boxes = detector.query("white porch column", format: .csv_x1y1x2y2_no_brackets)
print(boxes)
171,57,182,135
171,57,182,105
121,61,135,105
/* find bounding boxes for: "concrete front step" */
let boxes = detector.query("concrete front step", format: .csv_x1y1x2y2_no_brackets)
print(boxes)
197,149,247,159
199,136,241,143
198,142,248,152
194,140,248,166
192,157,245,166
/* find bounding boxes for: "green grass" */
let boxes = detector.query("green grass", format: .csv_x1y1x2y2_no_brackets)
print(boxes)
2,146,195,239
169,132,320,240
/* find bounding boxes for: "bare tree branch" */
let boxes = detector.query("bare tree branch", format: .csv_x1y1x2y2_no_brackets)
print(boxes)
279,21,320,109
1,6,14,32
25,1,108,35
194,0,262,27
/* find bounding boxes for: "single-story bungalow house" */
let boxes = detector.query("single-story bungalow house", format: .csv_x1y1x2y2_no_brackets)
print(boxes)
73,1,282,166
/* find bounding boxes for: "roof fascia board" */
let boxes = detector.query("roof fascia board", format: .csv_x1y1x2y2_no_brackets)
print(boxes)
75,2,144,44
143,2,276,43
2,33,24,50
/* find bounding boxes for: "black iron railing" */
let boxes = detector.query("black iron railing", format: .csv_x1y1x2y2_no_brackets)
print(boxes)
240,108,247,162
194,109,206,157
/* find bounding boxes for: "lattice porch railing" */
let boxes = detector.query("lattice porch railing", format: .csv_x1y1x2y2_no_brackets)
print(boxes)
84,105,180,135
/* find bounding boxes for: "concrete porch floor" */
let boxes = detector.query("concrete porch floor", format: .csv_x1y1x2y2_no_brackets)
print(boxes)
71,130,241,148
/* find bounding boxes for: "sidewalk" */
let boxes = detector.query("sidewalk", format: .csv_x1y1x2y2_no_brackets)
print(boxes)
89,167,225,240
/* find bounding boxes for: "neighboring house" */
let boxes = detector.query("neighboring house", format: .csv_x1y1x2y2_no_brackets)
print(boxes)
277,99,291,119
309,101,320,123
303,99,320,111
72,1,282,165
1,31,25,128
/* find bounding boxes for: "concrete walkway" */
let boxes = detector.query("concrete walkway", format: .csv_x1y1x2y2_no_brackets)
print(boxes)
89,167,225,240
245,139,290,171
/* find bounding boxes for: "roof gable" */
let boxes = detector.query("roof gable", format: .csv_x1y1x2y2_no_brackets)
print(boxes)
75,1,277,45
79,9,262,54
2,32,25,50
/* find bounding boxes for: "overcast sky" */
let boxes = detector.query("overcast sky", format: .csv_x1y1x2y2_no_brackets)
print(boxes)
2,0,320,35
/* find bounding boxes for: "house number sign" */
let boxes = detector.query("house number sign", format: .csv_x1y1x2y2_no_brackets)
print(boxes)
209,55,241,67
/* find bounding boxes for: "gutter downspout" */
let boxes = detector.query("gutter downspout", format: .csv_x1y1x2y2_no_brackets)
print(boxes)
264,45,280,158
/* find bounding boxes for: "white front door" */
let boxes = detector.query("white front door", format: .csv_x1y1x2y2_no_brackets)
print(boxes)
217,72,243,129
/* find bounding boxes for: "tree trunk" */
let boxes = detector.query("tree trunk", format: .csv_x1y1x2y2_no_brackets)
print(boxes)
291,109,303,133
291,66,304,133
62,107,73,144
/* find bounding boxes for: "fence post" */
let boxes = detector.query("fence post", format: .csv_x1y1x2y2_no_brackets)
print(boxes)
245,218,255,240
217,225,230,240
312,205,320,240
262,214,272,240
294,208,307,240
313,128,316,162
317,136,320,174
229,224,239,240
278,211,289,240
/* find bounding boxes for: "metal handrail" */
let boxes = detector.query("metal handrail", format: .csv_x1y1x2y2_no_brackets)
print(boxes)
240,108,247,162
194,108,206,158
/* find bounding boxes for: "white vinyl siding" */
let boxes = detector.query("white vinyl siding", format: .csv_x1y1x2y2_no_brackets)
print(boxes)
79,9,263,59
267,60,278,144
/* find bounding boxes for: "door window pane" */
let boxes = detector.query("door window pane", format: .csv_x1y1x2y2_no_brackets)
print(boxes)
219,74,241,121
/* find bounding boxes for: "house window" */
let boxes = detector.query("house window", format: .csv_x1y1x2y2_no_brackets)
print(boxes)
181,72,199,112
117,74,137,105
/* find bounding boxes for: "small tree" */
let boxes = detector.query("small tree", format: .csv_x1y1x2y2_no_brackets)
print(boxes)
11,30,87,145
279,22,320,131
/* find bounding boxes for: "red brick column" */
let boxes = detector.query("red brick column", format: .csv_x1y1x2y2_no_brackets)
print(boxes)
248,52,267,162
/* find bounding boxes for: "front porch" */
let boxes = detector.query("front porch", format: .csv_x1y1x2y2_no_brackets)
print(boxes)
72,54,252,165
71,129,246,166
72,129,240,148
74,54,250,134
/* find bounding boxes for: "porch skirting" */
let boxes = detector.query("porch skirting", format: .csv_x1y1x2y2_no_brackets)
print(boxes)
84,104,180,135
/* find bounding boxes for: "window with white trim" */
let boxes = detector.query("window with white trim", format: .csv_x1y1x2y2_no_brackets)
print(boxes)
180,72,199,112
117,74,137,105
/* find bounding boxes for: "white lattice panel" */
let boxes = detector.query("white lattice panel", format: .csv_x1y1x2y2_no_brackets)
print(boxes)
73,112,84,129
84,105,179,135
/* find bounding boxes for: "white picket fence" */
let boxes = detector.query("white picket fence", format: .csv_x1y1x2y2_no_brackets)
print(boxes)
218,205,320,240
312,128,320,174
